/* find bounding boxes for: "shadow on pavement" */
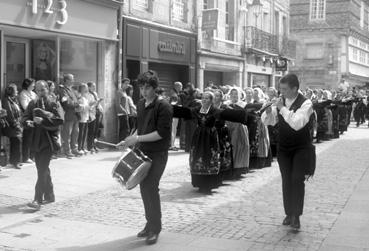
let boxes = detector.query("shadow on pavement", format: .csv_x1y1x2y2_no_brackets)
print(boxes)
57,236,150,251
0,203,39,215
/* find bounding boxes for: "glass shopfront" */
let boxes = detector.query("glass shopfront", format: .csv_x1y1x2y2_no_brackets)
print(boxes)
60,38,98,84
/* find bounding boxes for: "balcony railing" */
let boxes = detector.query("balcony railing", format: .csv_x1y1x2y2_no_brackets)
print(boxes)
244,26,297,59
244,26,279,55
200,34,242,56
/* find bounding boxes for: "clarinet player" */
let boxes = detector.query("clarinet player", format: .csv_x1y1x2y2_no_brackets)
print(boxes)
23,80,63,210
265,74,316,230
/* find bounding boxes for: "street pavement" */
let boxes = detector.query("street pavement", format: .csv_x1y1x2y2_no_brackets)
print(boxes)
0,124,369,250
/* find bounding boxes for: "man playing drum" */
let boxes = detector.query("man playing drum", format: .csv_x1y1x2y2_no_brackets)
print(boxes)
117,70,172,245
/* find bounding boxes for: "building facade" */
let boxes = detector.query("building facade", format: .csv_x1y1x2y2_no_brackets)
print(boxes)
243,0,295,89
197,0,245,89
0,0,122,142
197,0,295,90
121,0,197,99
290,0,369,89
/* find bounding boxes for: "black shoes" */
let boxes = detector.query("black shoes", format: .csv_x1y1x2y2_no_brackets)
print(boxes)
137,229,159,245
146,232,159,245
282,215,291,225
290,216,300,229
27,200,41,210
282,215,300,229
137,229,149,238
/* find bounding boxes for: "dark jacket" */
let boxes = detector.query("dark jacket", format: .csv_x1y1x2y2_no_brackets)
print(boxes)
58,85,79,121
22,98,64,153
136,96,173,153
2,96,22,138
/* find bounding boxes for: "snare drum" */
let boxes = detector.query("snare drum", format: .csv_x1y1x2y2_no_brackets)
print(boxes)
112,148,152,190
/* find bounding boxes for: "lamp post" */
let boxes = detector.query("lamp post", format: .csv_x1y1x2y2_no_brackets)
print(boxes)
250,0,263,30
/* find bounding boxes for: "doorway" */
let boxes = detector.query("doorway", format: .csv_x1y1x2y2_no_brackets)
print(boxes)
4,37,30,89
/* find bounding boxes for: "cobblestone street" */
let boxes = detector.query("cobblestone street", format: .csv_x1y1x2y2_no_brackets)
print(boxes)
1,125,369,250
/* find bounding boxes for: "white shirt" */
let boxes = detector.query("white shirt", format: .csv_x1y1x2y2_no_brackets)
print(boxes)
279,96,313,131
19,90,37,111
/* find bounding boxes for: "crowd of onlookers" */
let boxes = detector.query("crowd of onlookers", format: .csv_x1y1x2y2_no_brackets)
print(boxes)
0,74,103,170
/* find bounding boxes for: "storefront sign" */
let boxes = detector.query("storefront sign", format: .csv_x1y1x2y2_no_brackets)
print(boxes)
0,0,119,40
202,9,218,30
158,40,185,55
27,0,68,25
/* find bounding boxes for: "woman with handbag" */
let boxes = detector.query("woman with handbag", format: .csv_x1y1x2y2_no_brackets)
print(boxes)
2,84,23,169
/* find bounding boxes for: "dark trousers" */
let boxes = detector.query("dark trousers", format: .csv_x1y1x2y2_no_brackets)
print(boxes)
118,115,130,141
34,149,54,203
277,148,308,216
87,119,96,151
22,127,33,161
9,137,21,165
140,151,168,234
78,122,88,151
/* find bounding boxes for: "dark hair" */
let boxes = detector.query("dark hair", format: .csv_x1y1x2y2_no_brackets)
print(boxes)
125,84,133,95
122,78,130,84
47,80,55,89
87,82,95,88
137,70,159,89
279,73,299,90
5,83,18,97
22,78,35,90
156,87,164,95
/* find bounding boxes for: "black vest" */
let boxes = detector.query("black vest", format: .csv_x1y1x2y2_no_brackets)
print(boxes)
278,93,312,150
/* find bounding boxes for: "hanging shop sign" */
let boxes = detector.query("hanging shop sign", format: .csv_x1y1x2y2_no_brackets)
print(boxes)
275,58,287,71
202,9,219,30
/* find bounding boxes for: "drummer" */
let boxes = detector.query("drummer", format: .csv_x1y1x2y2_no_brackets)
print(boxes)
117,70,172,245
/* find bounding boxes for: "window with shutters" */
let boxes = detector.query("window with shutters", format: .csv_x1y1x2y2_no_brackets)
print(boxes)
310,0,326,21
172,0,186,22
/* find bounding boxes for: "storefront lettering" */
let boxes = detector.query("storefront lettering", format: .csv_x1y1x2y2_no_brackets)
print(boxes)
28,0,68,25
158,41,185,55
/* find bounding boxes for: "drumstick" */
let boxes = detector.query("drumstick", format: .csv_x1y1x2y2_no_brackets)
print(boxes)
94,139,118,148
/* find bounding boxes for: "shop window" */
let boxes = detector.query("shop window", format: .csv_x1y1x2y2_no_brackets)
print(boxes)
60,38,98,84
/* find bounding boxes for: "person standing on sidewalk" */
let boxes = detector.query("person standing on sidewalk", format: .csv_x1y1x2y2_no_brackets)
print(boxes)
18,78,37,164
116,78,131,141
272,73,315,230
24,80,63,210
59,74,81,158
117,70,172,245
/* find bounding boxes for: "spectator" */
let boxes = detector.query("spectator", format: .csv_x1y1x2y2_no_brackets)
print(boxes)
76,83,90,154
59,74,81,158
2,83,23,169
19,78,37,164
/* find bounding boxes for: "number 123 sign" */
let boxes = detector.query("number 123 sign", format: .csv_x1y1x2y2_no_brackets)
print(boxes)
28,0,68,25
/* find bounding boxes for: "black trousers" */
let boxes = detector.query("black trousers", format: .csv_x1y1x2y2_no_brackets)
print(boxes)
277,147,308,216
87,119,96,151
140,151,168,234
34,148,54,203
9,137,21,165
118,115,130,141
78,122,88,151
22,127,33,161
